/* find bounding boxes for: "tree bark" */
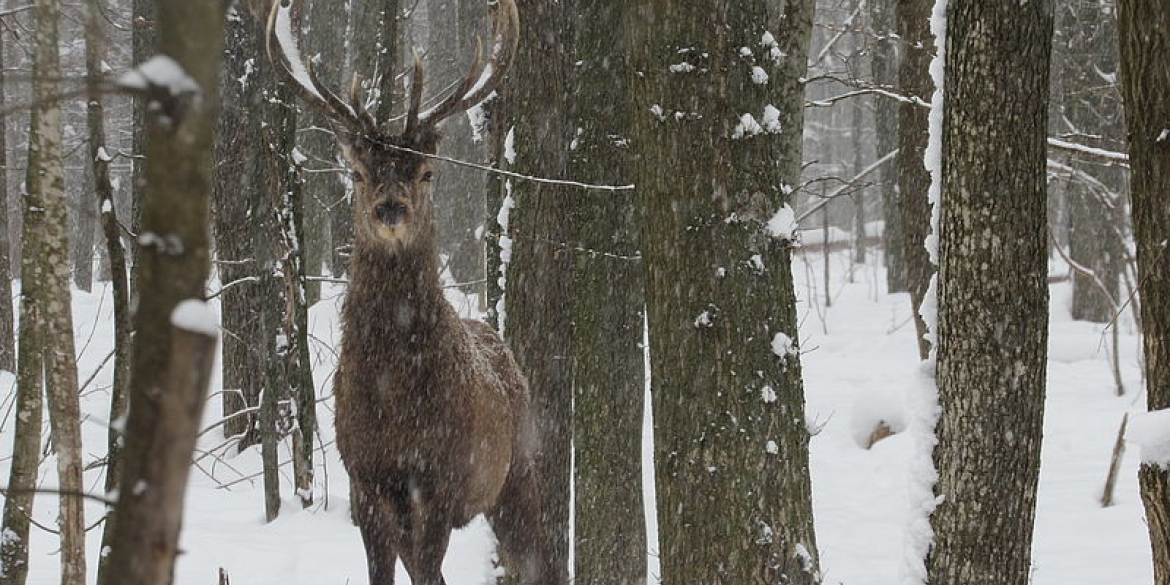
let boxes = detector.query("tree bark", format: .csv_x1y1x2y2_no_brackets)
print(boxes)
496,1,574,583
630,0,821,582
0,6,15,373
103,1,226,583
570,1,646,583
214,10,265,445
872,0,904,292
1117,0,1170,581
12,1,87,582
895,0,933,361
90,0,133,570
926,2,1053,584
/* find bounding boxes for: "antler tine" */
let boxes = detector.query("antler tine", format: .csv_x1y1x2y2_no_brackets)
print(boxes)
404,49,427,140
266,0,364,134
416,0,519,129
348,73,378,134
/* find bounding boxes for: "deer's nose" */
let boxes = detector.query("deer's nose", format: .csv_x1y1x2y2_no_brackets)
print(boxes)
374,201,409,226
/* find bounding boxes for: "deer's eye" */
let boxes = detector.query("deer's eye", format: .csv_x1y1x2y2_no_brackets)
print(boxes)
351,171,364,183
421,171,434,183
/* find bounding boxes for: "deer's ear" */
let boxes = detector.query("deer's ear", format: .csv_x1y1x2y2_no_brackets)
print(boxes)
338,140,370,180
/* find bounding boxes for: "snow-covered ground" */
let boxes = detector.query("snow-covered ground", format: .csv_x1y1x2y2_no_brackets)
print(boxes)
5,245,1151,584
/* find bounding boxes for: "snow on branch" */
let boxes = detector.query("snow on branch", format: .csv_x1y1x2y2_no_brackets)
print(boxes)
116,55,200,98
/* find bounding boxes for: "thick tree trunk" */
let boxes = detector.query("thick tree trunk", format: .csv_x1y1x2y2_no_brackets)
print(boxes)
630,0,821,582
1117,1,1170,582
895,0,933,361
570,2,646,583
128,0,155,303
926,2,1053,584
102,2,226,583
497,1,574,582
214,12,265,445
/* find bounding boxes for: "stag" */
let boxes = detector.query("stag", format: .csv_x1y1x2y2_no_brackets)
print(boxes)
266,2,551,584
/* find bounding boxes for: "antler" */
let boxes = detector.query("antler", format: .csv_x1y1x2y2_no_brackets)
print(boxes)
405,0,519,137
265,0,372,136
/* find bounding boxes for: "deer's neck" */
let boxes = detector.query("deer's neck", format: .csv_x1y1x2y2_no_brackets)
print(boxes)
345,234,448,338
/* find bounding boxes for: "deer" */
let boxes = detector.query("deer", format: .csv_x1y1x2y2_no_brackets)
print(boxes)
265,1,552,584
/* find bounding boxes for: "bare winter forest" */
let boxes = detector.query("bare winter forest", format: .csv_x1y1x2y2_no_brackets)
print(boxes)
0,0,1166,584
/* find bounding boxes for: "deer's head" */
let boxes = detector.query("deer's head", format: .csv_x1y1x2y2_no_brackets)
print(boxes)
266,0,518,252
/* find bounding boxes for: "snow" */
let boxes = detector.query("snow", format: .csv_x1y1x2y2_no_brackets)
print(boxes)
731,106,781,140
270,2,329,106
751,66,769,84
732,113,763,140
0,245,1153,585
770,332,795,358
668,62,696,74
171,299,218,336
95,147,112,163
116,55,200,97
900,0,948,581
1127,409,1170,466
1157,129,1169,144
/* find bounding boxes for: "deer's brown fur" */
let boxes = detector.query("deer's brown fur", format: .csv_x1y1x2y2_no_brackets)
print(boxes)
266,1,551,583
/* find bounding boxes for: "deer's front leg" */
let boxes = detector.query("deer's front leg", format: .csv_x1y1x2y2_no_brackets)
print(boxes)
398,482,453,585
353,481,404,585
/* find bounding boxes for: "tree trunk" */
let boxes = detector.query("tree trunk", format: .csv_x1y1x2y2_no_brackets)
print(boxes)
129,0,155,304
0,9,15,373
496,1,574,583
895,0,933,361
630,0,821,582
926,2,1053,584
102,1,226,583
90,0,133,569
1117,1,1170,581
570,1,646,583
214,10,265,446
14,1,87,582
872,0,904,292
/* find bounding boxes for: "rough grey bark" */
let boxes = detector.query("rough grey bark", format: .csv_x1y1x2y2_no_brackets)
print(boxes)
1117,1,1170,582
497,0,574,582
570,2,645,583
90,0,132,574
926,2,1053,584
214,10,265,446
895,0,932,361
871,0,903,292
0,10,14,373
630,0,821,582
102,1,226,583
496,1,574,581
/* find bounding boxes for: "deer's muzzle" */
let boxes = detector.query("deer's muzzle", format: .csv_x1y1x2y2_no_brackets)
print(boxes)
374,200,410,227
